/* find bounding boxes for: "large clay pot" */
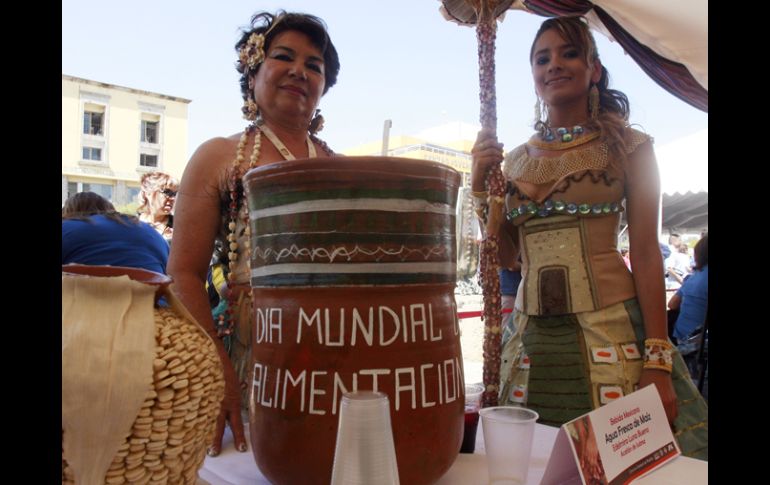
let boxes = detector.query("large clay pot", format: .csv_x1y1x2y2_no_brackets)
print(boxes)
61,264,225,485
244,157,464,485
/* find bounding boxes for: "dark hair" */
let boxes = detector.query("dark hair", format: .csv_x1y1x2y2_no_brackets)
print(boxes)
235,11,340,101
530,17,631,165
693,233,708,271
62,191,139,225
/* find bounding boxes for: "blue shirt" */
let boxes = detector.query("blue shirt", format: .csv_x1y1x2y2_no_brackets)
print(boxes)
62,214,170,274
500,268,522,296
673,265,708,340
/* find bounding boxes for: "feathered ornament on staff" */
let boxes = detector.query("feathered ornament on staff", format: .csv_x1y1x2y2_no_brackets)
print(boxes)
439,0,513,408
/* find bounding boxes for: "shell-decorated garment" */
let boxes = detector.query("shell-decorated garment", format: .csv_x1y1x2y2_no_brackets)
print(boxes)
502,128,650,316
218,164,252,286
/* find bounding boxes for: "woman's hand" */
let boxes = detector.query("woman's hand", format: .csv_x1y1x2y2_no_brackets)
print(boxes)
207,359,248,456
638,368,678,425
471,128,504,191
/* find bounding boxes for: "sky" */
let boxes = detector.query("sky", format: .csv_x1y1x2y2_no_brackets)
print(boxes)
62,0,707,163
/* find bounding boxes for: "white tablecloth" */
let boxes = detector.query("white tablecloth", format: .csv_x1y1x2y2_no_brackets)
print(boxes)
199,422,706,484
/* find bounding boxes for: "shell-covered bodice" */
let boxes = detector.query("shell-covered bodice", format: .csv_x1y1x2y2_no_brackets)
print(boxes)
503,128,652,316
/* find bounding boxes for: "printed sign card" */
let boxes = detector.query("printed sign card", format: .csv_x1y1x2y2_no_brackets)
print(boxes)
540,385,680,485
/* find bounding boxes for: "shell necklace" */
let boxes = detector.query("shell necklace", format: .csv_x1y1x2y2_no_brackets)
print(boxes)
226,121,316,279
216,121,316,340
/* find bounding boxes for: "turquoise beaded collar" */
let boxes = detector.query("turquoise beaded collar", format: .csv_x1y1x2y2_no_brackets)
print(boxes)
545,125,584,142
506,199,622,220
529,125,600,151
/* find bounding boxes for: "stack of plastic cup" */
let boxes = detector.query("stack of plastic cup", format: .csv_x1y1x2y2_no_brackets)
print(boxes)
330,391,400,485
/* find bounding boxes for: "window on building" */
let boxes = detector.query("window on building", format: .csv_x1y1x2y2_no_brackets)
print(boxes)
84,183,113,201
83,110,104,136
141,120,159,144
82,146,102,161
127,187,141,203
140,154,158,167
67,182,114,201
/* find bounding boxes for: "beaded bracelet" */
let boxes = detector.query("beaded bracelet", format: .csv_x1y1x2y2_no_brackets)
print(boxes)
471,190,488,206
643,337,673,373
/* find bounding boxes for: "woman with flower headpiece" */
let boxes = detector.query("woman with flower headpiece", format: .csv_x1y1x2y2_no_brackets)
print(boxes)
471,16,707,459
167,11,339,456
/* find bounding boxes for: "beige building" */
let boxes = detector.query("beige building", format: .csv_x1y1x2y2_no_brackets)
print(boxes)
343,122,477,187
62,74,191,207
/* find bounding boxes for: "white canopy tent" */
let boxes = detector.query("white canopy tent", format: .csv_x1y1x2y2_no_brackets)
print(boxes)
588,0,707,90
655,129,708,232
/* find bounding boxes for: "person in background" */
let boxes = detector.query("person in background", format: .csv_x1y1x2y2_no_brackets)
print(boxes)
666,242,692,288
667,233,681,256
62,192,169,274
167,10,340,456
471,16,707,458
137,171,179,243
668,233,708,342
659,241,671,261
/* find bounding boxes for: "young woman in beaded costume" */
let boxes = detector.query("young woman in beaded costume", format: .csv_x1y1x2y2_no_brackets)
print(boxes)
471,17,707,459
167,11,340,456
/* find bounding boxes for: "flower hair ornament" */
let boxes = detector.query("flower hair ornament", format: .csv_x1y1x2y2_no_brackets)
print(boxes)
239,32,266,70
238,13,285,74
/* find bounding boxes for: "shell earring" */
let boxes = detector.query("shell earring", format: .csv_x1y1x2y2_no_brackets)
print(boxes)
309,109,325,135
242,96,258,121
589,85,600,120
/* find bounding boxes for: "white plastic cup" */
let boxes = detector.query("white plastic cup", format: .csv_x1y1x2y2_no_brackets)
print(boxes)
479,406,539,485
330,391,400,485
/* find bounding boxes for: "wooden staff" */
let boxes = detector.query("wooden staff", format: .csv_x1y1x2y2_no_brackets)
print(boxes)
475,0,506,408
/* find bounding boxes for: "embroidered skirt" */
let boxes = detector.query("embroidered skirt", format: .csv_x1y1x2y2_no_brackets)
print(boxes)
499,298,708,460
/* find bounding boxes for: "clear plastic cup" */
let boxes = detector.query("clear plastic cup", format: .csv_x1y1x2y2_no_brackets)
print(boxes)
330,391,400,485
479,406,539,485
460,383,484,453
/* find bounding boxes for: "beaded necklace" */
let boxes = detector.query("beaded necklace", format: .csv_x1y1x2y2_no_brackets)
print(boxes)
529,125,600,151
215,120,329,341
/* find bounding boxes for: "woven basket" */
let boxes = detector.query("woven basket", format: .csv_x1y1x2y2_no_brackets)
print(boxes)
62,266,225,485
